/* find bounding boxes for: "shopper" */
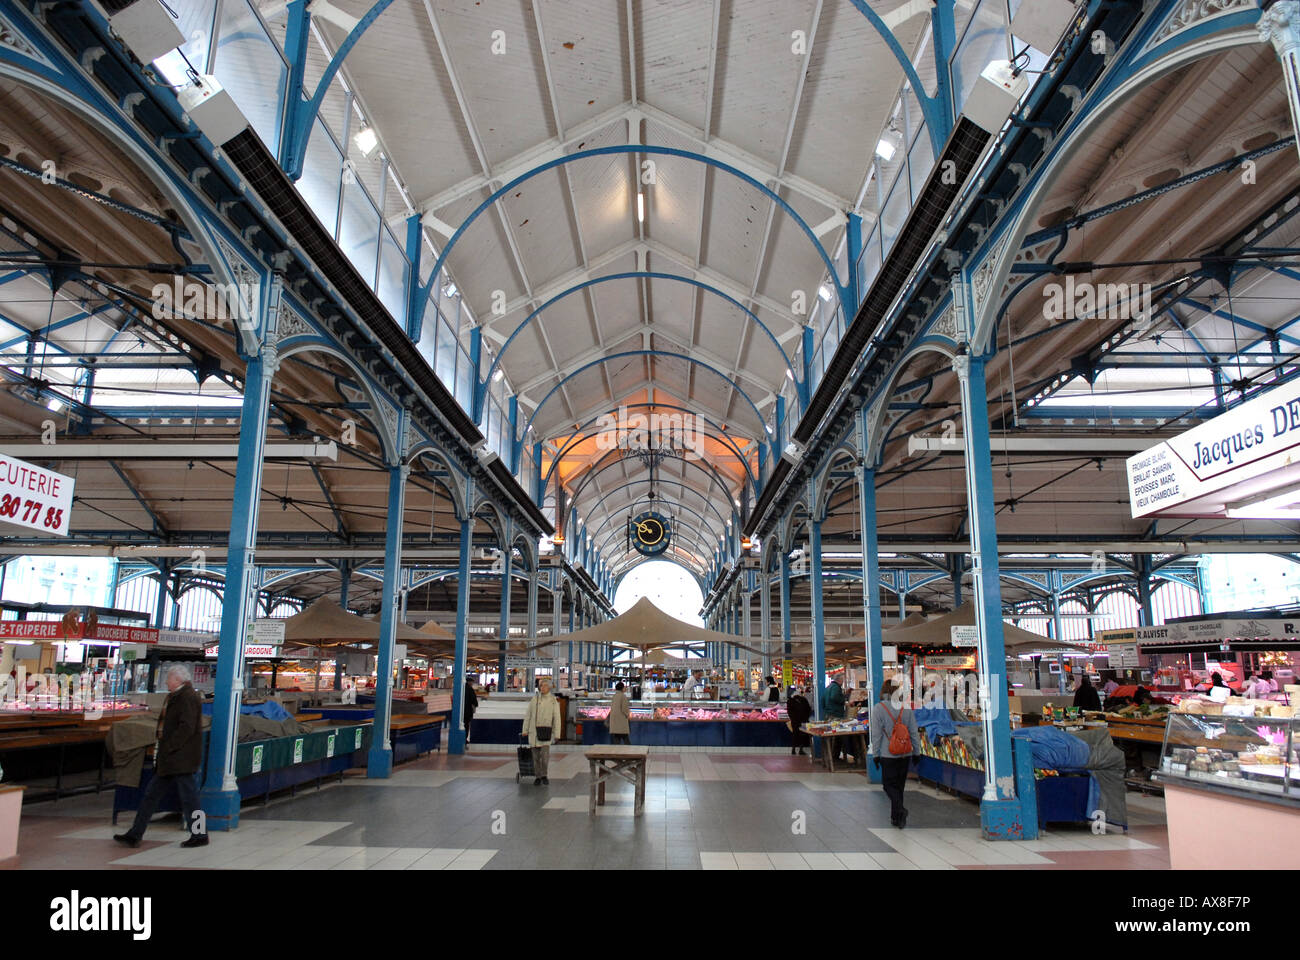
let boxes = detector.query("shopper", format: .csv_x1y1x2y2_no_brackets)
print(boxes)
786,686,812,756
1072,675,1101,712
521,675,562,785
609,681,631,745
766,676,781,702
870,681,920,828
114,664,207,849
1263,670,1279,693
463,678,480,744
822,675,848,763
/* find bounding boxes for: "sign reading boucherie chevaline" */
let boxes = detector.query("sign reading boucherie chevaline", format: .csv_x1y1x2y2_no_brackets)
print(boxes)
0,453,74,536
1126,379,1300,518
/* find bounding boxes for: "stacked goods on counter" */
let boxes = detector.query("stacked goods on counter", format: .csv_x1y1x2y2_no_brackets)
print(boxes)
918,729,983,771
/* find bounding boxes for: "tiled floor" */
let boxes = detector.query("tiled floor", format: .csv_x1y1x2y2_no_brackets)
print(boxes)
8,749,1171,870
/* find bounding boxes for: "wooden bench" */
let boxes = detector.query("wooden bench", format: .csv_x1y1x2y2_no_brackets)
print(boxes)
586,745,650,816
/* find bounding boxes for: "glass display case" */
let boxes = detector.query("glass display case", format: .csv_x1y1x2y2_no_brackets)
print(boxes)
576,698,787,722
1157,712,1297,797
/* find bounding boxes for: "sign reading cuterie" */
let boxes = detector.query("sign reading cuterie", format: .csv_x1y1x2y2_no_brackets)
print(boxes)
0,453,74,536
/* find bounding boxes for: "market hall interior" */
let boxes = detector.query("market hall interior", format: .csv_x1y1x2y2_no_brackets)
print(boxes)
1,0,1299,872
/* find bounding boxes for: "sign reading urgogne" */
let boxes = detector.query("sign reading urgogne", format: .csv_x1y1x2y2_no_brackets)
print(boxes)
1126,378,1300,518
0,452,74,536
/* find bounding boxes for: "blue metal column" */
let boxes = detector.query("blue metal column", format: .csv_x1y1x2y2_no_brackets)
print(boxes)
780,549,793,658
846,213,864,309
954,345,1022,840
448,508,474,755
760,567,772,680
1136,555,1155,626
857,408,884,782
368,416,409,778
200,293,280,830
498,524,513,686
1050,589,1068,694
809,515,827,721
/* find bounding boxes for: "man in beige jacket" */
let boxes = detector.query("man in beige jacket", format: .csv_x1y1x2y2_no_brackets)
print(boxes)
609,681,631,745
521,676,563,785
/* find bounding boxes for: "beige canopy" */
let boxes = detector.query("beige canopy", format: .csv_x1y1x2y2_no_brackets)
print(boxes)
872,602,1089,656
280,597,435,651
417,619,454,640
528,596,738,653
631,647,691,666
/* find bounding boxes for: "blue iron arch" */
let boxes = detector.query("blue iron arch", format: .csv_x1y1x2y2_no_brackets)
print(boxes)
524,350,767,439
417,145,852,332
543,402,758,494
481,271,798,419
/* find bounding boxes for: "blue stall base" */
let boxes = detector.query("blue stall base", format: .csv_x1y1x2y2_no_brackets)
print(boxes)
391,720,442,763
580,719,790,748
470,717,526,744
117,750,363,826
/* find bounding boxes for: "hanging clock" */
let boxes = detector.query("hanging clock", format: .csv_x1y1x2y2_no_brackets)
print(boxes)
630,511,671,556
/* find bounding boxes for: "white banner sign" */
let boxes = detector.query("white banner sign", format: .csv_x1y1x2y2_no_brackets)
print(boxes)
0,453,74,536
156,630,214,650
950,625,980,648
205,643,280,659
1127,379,1300,518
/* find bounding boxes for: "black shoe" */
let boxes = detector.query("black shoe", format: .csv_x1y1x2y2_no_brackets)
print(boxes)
180,835,209,848
791,748,797,755
541,777,549,785
899,809,908,829
113,833,140,848
534,777,542,785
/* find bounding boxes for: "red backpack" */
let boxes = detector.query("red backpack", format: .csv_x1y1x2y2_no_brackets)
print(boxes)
882,703,912,755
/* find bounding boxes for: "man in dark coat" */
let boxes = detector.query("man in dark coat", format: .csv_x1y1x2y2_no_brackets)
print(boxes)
786,686,813,756
115,665,207,848
463,679,480,743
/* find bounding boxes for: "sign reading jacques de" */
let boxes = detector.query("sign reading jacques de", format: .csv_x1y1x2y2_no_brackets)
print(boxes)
1126,379,1300,518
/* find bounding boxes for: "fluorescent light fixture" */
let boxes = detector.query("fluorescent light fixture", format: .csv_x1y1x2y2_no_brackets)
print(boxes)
818,284,833,303
785,368,795,382
765,424,774,435
492,368,505,383
353,125,379,157
46,397,64,412
1226,483,1300,516
636,192,645,223
734,499,741,508
875,137,897,162
443,282,458,298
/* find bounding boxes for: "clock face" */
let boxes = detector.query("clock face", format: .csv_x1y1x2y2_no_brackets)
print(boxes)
631,511,671,556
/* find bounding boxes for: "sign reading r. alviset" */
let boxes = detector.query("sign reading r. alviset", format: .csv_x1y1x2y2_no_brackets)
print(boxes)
0,453,74,536
1126,379,1300,518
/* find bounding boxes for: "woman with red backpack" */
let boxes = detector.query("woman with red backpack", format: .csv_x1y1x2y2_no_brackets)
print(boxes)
870,680,921,829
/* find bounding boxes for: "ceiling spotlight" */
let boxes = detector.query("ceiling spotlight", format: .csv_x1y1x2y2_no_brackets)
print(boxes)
785,368,795,382
46,397,64,412
818,284,833,303
353,126,379,157
493,368,505,383
636,192,645,223
875,137,897,162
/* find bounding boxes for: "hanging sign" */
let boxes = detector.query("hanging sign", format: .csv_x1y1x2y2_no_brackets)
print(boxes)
251,745,264,774
293,738,304,764
0,453,74,536
505,656,557,670
950,625,980,648
781,659,793,688
0,621,158,644
155,630,213,651
1126,378,1300,518
881,645,898,664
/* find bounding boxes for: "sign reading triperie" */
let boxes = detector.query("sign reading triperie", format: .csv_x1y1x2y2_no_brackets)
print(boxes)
0,453,74,536
1126,379,1300,518
0,620,157,643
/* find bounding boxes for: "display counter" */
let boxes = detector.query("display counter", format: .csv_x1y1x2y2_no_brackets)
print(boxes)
577,699,788,748
112,723,374,824
1155,711,1300,868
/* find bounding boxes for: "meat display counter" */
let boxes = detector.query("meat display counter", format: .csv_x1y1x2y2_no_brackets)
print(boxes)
576,698,789,747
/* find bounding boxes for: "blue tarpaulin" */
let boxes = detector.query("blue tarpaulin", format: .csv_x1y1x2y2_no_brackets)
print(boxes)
914,708,958,740
201,701,292,723
1012,726,1102,821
